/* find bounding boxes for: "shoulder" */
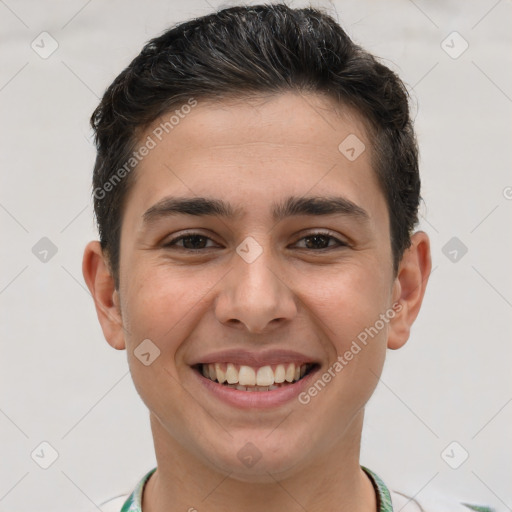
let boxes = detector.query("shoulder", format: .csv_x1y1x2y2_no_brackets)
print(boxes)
390,489,497,512
98,490,498,512
363,466,496,512
96,491,497,512
95,468,499,512
95,467,156,512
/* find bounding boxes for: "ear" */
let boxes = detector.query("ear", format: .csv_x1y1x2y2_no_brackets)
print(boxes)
387,231,432,350
82,241,125,350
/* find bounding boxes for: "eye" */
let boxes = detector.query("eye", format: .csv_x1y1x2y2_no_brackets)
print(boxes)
163,233,219,250
162,231,348,252
293,232,348,250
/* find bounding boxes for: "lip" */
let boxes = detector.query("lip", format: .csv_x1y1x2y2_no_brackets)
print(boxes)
189,348,320,367
191,363,321,409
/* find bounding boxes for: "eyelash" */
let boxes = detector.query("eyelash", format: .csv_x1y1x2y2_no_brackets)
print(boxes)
162,231,349,252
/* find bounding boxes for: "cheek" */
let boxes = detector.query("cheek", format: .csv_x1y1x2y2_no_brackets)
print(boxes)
119,267,202,427
303,260,393,348
293,266,391,455
297,260,392,403
123,276,185,342
119,261,224,361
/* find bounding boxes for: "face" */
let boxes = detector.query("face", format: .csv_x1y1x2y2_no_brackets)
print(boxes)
91,92,418,481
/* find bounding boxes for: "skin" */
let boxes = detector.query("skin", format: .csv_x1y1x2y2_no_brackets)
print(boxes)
83,92,431,512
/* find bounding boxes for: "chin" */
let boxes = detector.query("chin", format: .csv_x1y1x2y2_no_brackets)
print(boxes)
201,438,309,483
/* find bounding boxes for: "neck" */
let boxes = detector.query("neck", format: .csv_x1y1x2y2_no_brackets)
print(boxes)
142,410,377,512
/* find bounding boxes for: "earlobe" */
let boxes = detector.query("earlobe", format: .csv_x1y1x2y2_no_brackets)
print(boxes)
387,231,432,350
82,241,126,350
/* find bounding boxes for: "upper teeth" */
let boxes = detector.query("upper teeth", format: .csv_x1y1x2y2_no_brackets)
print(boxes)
201,363,310,386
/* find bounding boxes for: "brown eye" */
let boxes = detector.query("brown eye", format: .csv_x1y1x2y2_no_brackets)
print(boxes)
294,232,348,250
164,233,217,250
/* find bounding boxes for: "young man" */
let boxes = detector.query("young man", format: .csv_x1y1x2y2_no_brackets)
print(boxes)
82,4,493,512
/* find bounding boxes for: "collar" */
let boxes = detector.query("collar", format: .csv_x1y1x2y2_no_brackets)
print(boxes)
119,465,393,512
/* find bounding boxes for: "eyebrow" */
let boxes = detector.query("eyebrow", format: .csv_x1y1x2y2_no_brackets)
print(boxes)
142,195,370,224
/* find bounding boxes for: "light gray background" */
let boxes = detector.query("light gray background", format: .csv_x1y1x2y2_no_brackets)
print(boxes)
1,0,511,510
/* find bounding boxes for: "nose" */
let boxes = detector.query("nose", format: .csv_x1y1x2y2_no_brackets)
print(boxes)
214,249,298,334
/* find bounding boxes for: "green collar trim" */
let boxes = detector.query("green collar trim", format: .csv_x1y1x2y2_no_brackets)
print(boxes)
118,465,495,512
361,466,394,512
120,466,393,512
119,467,156,512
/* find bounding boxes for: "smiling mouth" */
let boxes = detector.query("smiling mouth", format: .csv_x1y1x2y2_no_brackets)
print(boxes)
193,362,319,391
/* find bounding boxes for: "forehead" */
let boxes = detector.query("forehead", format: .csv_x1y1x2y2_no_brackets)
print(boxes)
122,92,386,227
